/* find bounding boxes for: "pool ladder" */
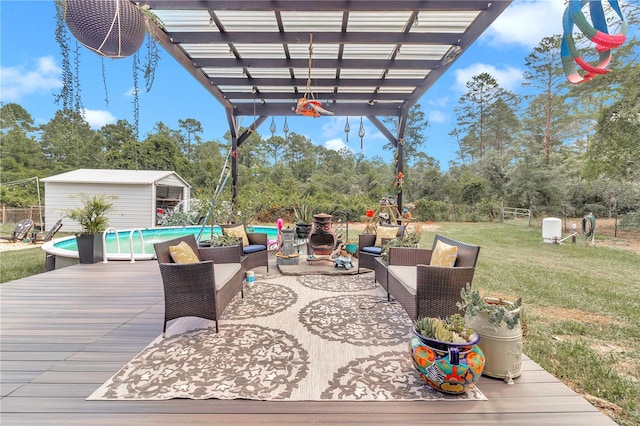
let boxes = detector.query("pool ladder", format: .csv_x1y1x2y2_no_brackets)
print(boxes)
102,228,145,263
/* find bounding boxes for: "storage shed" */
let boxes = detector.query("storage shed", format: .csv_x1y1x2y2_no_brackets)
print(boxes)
42,169,191,232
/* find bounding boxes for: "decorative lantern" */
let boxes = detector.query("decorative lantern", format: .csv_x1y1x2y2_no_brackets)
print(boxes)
63,0,147,58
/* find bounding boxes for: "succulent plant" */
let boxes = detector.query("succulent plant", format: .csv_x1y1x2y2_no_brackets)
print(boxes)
458,283,523,330
414,314,475,344
294,203,314,224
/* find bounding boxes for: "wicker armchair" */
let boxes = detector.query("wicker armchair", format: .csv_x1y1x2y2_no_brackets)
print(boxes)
386,234,480,320
153,235,244,336
219,224,269,272
357,224,405,274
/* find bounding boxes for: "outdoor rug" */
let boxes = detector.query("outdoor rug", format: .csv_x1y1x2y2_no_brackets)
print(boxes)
88,273,486,401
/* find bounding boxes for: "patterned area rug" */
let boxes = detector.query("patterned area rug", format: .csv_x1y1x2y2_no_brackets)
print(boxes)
88,273,487,401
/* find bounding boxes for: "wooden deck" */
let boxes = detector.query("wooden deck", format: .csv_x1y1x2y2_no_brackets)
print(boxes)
1,260,615,425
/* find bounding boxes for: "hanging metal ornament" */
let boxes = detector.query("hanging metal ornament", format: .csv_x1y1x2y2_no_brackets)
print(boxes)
358,117,365,150
344,116,350,143
270,116,276,137
283,116,289,139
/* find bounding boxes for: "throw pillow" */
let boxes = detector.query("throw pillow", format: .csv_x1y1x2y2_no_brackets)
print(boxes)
169,241,199,264
430,240,458,267
223,225,249,246
375,225,399,247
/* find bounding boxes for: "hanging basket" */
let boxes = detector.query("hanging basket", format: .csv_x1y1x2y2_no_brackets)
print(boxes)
64,0,147,58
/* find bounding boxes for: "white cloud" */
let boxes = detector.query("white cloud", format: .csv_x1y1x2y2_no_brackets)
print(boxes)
124,87,139,97
427,110,448,124
427,96,449,107
82,109,116,129
322,116,347,138
0,56,61,101
324,138,352,152
453,63,523,92
483,0,565,49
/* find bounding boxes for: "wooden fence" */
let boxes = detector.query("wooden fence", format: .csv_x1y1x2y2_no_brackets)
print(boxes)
1,206,45,227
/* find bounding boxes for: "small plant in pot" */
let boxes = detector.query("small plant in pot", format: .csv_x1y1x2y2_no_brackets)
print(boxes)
458,284,524,383
410,314,485,394
293,203,314,239
66,193,117,264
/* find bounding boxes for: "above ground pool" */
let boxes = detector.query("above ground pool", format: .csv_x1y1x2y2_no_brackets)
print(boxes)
42,225,279,262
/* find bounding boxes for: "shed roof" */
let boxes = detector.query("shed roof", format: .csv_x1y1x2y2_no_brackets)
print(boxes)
42,169,191,187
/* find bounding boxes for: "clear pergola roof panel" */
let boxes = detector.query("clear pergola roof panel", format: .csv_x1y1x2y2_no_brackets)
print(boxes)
143,0,512,118
280,12,344,32
411,11,482,33
214,11,279,32
347,12,413,32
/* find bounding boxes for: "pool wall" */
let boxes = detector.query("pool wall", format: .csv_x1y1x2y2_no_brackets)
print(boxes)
42,225,279,270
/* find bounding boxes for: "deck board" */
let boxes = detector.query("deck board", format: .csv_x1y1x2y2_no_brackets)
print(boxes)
0,260,616,425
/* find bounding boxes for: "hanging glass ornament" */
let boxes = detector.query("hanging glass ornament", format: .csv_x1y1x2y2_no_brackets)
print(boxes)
270,117,276,137
358,117,365,150
344,116,350,143
283,116,289,139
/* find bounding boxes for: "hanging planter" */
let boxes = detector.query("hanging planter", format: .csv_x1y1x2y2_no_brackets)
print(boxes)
63,0,147,58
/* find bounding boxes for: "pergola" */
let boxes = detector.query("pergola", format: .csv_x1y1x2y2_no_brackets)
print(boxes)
141,0,512,207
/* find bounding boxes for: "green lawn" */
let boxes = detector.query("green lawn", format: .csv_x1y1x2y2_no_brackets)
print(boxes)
1,221,638,424
420,222,640,426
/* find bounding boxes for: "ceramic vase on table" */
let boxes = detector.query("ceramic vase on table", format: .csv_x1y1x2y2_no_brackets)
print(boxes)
409,327,485,394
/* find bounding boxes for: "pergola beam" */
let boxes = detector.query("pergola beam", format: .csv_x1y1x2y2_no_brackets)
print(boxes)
168,31,461,45
194,58,440,70
144,1,495,12
232,103,402,117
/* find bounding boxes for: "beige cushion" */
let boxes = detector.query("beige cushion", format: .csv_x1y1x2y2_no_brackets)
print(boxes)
223,225,249,246
375,225,400,247
430,240,458,267
169,241,199,264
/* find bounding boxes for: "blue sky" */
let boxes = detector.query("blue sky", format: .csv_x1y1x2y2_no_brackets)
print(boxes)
1,1,568,168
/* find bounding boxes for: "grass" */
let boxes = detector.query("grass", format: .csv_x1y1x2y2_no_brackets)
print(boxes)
1,221,639,424
0,247,47,283
421,222,640,426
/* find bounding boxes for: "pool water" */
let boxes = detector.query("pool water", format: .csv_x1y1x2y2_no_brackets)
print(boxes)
51,225,279,257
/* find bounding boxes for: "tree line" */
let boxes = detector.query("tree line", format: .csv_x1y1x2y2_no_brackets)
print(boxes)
1,15,638,227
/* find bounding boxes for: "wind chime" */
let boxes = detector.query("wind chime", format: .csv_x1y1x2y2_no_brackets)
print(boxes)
295,34,334,118
358,117,365,150
270,117,276,138
344,117,350,143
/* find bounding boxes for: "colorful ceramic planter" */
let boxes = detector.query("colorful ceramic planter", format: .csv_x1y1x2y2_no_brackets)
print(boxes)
409,327,485,394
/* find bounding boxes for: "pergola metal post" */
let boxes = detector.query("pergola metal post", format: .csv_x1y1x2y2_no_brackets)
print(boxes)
396,111,409,210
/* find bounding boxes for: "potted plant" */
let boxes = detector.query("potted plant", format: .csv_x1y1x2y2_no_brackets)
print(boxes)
55,0,163,134
344,235,358,255
61,0,147,58
66,193,117,264
294,203,314,239
409,314,485,394
458,284,524,382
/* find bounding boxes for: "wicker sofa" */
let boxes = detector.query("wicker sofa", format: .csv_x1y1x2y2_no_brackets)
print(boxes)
385,234,480,320
153,234,244,335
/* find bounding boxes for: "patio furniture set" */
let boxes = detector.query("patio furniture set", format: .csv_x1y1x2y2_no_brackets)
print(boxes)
153,218,479,336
